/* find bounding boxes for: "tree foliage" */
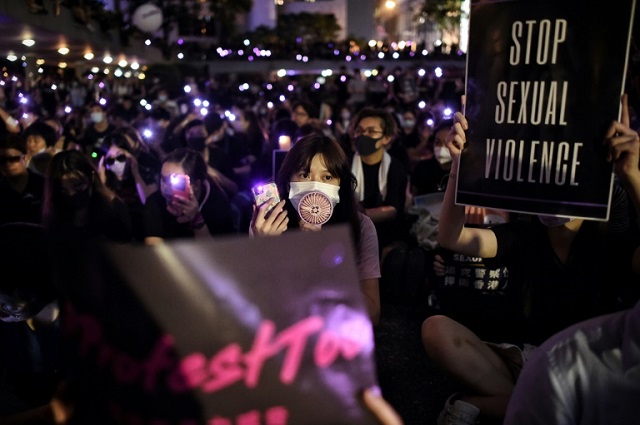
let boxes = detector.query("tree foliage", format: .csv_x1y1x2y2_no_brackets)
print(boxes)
208,0,254,43
420,0,465,32
238,12,341,51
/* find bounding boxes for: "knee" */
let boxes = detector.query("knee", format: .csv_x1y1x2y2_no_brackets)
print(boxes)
421,315,458,358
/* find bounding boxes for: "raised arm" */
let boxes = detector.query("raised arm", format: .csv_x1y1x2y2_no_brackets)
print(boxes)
437,112,499,258
606,94,640,273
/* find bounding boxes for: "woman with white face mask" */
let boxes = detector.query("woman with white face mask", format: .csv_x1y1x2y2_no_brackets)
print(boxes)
251,134,382,325
98,127,159,242
410,120,454,196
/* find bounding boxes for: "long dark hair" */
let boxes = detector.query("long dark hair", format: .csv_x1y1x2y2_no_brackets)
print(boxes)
42,150,116,227
276,134,362,247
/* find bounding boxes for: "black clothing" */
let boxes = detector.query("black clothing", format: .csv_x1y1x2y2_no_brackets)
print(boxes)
0,170,45,225
144,180,236,240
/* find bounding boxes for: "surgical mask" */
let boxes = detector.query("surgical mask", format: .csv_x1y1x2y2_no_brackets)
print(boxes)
180,104,189,115
91,112,104,124
538,215,573,227
354,135,382,156
289,181,340,225
403,119,416,129
434,146,452,164
158,95,168,102
108,159,127,178
341,112,351,121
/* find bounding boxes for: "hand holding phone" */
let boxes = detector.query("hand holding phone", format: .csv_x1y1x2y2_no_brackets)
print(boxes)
251,181,280,214
170,173,191,202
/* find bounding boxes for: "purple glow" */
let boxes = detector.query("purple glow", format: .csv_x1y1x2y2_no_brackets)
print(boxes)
178,38,184,45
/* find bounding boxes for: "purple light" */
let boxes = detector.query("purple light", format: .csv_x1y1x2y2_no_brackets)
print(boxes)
248,56,254,61
340,75,347,82
177,38,184,45
333,49,340,55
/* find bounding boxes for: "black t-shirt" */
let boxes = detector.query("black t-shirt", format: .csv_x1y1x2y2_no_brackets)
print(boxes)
486,220,635,346
81,124,114,153
410,157,450,196
361,156,408,247
0,170,45,225
144,179,236,240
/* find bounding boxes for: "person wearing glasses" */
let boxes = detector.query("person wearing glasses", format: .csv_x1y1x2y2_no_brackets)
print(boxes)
0,133,45,225
98,127,159,242
348,108,409,257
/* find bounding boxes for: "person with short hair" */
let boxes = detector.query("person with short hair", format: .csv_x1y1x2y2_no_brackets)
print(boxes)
251,134,382,324
349,108,409,254
0,133,45,225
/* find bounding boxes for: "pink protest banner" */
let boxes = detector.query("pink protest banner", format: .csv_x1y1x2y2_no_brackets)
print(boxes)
56,226,378,425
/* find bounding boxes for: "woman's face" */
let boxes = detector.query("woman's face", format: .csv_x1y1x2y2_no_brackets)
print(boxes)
105,146,128,171
291,154,340,187
434,128,449,149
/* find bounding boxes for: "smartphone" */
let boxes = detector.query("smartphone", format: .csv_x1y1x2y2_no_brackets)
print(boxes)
251,181,280,213
170,173,191,201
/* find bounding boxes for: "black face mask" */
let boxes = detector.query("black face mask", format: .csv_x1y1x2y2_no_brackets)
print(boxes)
63,189,92,210
354,135,382,156
186,136,207,152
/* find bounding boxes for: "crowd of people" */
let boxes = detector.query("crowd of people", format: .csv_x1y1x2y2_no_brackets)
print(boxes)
0,61,639,424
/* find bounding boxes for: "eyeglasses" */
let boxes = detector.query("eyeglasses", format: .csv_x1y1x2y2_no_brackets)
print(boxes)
352,127,384,138
0,155,23,165
105,154,126,166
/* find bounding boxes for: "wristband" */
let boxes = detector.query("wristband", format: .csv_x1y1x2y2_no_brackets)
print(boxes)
191,211,205,229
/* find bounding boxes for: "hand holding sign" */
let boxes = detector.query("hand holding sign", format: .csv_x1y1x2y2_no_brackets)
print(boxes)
605,94,640,185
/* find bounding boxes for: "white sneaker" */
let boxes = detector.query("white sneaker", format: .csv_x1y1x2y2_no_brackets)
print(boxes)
437,394,480,425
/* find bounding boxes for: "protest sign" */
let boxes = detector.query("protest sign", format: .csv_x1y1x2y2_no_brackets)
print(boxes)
55,227,378,425
458,0,636,219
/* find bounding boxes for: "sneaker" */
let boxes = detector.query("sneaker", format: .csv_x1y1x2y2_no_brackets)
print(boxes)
437,394,480,425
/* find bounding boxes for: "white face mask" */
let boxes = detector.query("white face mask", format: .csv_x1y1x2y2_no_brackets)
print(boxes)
108,160,127,178
538,215,573,228
434,146,452,164
91,112,104,124
289,181,340,225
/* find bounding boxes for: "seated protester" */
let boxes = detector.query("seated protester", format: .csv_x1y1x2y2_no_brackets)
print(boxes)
184,119,239,198
422,100,640,425
349,108,409,254
23,120,58,176
410,120,452,196
78,102,114,158
0,223,64,422
99,128,159,243
504,300,640,425
144,148,236,244
113,95,141,127
291,100,320,130
0,134,45,225
204,112,252,191
251,134,382,325
42,150,132,243
143,107,172,157
102,125,161,189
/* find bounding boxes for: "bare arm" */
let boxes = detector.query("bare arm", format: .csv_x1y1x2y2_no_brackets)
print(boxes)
360,278,380,326
606,94,640,274
365,205,397,223
437,112,498,259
